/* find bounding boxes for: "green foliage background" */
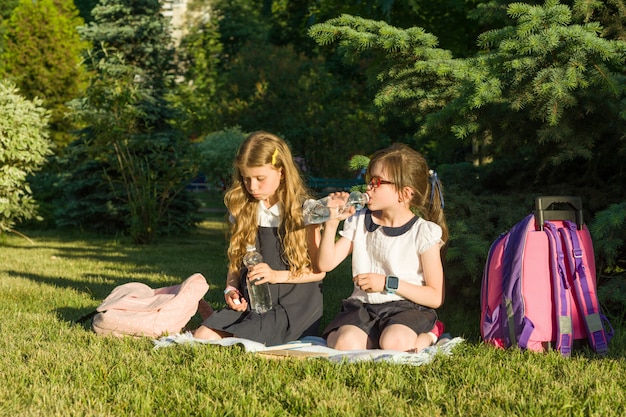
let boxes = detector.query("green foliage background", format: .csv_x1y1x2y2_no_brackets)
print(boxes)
0,81,53,235
0,0,624,309
0,0,88,148
66,0,201,243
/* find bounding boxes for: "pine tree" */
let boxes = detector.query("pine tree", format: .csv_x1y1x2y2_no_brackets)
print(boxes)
474,0,626,179
69,0,199,244
0,0,19,56
0,0,88,148
309,2,626,187
572,0,626,40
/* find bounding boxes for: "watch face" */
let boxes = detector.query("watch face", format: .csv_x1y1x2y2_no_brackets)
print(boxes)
386,275,399,291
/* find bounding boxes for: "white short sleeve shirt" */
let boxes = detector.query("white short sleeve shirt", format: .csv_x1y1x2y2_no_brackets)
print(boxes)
340,209,443,304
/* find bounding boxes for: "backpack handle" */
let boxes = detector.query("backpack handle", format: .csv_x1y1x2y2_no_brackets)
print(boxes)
534,196,584,231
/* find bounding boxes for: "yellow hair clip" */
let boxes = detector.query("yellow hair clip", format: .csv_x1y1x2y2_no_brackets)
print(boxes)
271,148,279,166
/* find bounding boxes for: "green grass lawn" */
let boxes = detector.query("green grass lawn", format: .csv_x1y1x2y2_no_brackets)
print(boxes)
1,211,625,416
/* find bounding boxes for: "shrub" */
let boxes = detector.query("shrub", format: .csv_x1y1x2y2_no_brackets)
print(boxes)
196,127,248,190
0,81,53,236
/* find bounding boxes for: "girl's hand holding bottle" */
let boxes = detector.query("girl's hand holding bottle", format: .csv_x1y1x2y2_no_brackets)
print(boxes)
330,192,358,221
303,191,368,224
246,262,278,284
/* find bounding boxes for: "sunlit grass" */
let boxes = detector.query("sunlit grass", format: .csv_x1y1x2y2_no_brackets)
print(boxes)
1,217,625,416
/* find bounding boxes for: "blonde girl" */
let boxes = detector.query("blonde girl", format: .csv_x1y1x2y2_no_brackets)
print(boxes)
194,131,325,345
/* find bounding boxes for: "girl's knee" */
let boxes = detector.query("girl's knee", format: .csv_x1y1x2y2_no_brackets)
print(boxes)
327,326,368,350
380,325,433,352
193,325,222,341
332,337,364,351
379,336,411,351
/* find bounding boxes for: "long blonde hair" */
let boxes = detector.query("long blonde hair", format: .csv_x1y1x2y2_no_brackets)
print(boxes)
367,143,449,244
224,131,313,275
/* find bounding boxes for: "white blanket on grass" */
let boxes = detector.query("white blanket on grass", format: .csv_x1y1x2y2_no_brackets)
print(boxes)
153,332,464,366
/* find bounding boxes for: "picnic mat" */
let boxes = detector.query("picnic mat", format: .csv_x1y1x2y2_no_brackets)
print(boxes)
153,332,464,365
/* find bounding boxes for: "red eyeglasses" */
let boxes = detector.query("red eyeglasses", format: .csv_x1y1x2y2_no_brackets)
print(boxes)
367,176,395,189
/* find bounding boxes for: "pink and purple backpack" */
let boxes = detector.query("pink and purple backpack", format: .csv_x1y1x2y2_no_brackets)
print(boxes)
480,196,613,356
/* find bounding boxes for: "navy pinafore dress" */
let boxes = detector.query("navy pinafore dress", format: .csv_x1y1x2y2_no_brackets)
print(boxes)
201,227,323,345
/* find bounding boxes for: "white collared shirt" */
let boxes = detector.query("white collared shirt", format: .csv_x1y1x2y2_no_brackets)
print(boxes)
257,201,281,227
340,210,443,304
228,202,281,227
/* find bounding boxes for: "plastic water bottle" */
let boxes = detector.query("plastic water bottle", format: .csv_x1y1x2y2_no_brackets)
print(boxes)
303,191,369,224
242,245,272,314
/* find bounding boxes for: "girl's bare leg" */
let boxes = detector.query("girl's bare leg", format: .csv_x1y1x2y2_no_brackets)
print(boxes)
379,324,437,352
198,299,213,320
326,325,372,350
193,325,231,341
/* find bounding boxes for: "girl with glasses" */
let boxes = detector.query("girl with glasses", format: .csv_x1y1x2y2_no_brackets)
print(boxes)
318,143,448,352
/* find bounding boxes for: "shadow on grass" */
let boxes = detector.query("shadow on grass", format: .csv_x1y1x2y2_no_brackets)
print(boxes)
2,220,231,322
